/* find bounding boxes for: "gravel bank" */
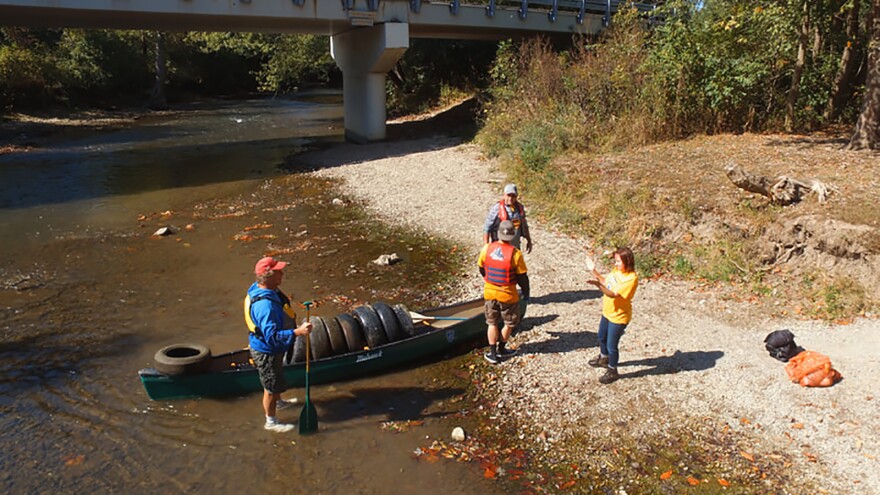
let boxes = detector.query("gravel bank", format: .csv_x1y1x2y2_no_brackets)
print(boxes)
305,136,880,493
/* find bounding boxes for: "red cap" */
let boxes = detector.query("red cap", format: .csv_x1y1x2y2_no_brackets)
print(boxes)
254,256,288,276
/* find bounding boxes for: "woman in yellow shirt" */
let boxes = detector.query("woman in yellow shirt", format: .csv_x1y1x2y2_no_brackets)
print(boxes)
586,247,638,384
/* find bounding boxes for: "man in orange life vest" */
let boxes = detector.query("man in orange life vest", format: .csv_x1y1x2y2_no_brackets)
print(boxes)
479,220,530,364
483,183,532,254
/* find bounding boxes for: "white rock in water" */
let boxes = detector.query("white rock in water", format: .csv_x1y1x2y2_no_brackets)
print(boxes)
451,427,466,442
372,253,401,266
331,198,344,206
153,226,174,237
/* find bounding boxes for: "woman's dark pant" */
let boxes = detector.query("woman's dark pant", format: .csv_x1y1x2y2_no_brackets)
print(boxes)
598,315,628,369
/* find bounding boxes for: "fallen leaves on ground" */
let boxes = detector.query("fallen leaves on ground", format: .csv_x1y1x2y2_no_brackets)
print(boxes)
660,469,673,480
380,419,424,432
243,222,273,231
740,451,755,462
233,233,276,242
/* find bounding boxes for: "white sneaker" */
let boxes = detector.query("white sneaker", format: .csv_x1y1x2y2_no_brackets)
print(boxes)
276,398,299,410
264,421,296,433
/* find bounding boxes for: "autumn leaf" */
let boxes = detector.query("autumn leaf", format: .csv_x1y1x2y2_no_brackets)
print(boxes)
792,423,804,429
740,451,755,462
717,478,731,487
64,454,85,466
243,222,273,231
660,470,673,480
687,476,700,486
483,466,497,479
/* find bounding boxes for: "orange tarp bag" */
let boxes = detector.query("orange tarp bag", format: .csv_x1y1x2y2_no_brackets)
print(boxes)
784,350,841,387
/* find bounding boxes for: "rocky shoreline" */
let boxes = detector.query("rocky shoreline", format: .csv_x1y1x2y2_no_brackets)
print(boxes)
304,136,880,493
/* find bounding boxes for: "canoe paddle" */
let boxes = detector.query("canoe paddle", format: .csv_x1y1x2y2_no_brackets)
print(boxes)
408,311,470,323
298,301,318,434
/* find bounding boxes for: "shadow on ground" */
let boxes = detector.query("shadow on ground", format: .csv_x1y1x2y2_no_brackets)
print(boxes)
529,289,600,305
517,314,559,335
619,350,724,379
293,98,480,171
516,329,598,355
314,386,465,423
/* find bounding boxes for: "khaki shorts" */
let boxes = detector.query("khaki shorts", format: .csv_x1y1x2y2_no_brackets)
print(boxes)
484,299,520,329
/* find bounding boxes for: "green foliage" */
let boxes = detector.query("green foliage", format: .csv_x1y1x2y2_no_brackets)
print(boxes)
671,255,694,277
479,0,864,152
0,28,340,109
386,39,497,116
636,252,665,279
814,277,868,320
689,241,749,283
0,43,54,107
255,34,335,92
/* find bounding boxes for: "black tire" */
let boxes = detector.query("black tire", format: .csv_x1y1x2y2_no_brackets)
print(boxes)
290,334,305,364
391,303,416,337
309,316,332,360
323,316,348,356
153,343,211,376
353,305,387,349
337,313,366,353
372,302,404,343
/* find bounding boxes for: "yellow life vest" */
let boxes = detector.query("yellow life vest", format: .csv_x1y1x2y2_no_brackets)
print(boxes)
244,291,297,336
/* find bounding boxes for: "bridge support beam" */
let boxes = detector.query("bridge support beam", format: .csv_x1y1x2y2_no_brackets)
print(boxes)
331,23,409,143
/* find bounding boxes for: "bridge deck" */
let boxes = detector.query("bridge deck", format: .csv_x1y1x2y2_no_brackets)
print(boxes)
0,0,654,38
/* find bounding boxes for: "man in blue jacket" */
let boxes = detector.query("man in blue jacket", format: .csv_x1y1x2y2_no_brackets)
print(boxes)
246,256,312,432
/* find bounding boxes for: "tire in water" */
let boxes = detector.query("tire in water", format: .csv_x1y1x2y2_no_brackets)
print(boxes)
353,305,387,349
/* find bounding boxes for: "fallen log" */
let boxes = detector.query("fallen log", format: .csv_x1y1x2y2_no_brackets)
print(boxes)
724,164,836,205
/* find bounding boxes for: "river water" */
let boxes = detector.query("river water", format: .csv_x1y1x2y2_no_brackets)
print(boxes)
0,95,497,493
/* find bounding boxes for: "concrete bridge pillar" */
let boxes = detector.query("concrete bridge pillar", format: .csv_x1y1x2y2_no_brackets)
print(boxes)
331,23,409,143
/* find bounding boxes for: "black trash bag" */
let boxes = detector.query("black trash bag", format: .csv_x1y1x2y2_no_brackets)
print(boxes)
764,329,803,362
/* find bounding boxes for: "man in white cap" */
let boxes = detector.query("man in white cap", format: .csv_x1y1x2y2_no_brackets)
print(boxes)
478,220,530,364
483,183,532,253
245,256,313,432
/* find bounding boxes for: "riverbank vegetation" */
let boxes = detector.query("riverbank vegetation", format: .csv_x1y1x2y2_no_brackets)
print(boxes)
476,1,880,319
0,27,495,115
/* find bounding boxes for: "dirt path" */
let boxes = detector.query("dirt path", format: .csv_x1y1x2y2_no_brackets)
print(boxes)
305,136,880,493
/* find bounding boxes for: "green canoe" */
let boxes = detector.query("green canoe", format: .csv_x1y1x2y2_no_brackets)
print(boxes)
139,298,525,401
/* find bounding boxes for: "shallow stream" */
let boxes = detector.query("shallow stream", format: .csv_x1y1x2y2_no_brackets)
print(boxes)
0,95,494,493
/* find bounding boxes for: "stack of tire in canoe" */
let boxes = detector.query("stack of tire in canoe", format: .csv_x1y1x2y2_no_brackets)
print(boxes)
286,302,416,364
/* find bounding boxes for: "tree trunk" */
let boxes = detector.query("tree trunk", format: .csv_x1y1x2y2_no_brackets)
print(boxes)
848,0,880,150
825,0,861,121
724,165,835,205
148,31,168,110
786,1,810,131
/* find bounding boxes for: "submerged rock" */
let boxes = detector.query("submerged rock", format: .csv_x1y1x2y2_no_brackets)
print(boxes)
372,253,401,266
